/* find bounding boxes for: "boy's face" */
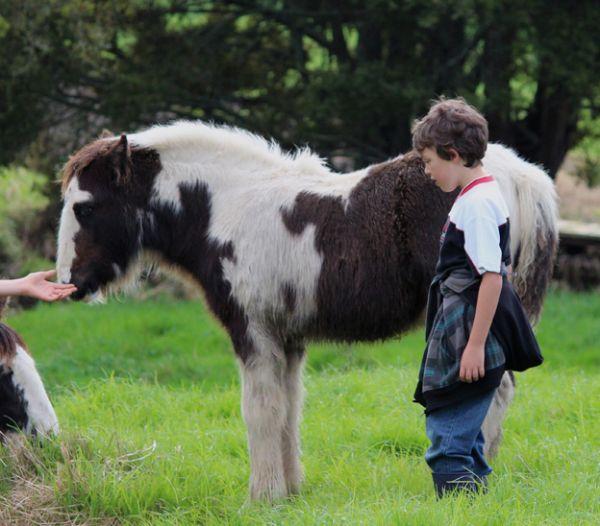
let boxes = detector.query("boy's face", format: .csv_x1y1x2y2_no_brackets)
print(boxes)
420,147,461,193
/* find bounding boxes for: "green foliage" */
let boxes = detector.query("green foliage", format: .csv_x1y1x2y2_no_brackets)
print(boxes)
574,100,600,187
0,0,597,177
0,166,52,276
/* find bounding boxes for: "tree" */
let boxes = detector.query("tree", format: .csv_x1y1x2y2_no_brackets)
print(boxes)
0,0,598,177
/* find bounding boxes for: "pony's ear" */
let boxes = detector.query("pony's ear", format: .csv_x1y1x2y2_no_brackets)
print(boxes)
99,129,114,139
111,134,132,185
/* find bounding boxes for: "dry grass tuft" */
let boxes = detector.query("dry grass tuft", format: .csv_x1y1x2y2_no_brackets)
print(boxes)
0,434,119,526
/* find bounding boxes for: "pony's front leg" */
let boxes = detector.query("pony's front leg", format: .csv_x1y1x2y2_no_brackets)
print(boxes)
239,329,288,501
282,342,306,494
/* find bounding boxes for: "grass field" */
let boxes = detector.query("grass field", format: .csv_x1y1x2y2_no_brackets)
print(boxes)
1,287,598,525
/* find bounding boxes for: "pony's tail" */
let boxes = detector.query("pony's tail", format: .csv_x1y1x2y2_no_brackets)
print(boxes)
509,157,559,326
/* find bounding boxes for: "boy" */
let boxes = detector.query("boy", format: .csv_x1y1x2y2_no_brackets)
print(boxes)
411,97,543,498
0,270,76,301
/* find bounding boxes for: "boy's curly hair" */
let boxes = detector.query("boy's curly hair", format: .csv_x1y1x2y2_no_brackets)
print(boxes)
411,96,488,167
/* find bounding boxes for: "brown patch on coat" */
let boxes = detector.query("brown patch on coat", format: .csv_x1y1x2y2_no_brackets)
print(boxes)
282,151,456,341
143,182,253,362
0,324,26,365
61,135,161,203
0,298,27,364
61,138,117,193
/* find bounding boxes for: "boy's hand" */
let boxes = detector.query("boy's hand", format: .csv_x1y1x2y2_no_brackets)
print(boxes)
459,342,485,382
21,270,77,302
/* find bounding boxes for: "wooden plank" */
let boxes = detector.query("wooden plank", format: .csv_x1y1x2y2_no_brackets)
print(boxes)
558,219,600,247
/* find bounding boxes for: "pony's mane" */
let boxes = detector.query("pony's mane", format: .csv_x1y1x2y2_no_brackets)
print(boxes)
61,121,331,191
130,120,330,174
60,138,118,192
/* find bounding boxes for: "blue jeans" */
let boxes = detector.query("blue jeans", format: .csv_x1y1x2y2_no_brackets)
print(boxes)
424,388,497,496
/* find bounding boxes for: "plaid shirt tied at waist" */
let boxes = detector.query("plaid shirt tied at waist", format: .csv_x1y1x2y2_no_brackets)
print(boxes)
418,266,507,394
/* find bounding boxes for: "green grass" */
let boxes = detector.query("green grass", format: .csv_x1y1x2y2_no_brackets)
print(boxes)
2,287,599,525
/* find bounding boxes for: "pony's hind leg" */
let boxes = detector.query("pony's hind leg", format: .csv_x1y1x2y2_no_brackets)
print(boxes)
482,371,515,458
282,340,306,494
239,327,288,501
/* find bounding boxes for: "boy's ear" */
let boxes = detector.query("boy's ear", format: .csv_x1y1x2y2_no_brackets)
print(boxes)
447,147,460,163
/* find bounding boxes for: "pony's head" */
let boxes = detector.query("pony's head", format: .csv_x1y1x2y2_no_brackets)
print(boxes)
56,134,162,300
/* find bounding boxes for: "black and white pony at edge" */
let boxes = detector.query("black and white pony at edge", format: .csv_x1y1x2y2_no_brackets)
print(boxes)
56,121,557,501
0,297,58,440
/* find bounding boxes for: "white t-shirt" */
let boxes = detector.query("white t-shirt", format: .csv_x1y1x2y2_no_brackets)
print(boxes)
445,175,510,275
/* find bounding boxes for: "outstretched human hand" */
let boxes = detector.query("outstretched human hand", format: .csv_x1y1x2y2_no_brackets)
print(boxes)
21,270,77,302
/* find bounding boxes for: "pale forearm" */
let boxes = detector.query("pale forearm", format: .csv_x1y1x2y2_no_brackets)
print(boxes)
468,272,502,346
0,278,28,297
0,271,76,302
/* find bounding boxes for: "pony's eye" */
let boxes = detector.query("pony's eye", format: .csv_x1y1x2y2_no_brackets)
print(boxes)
74,203,95,220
